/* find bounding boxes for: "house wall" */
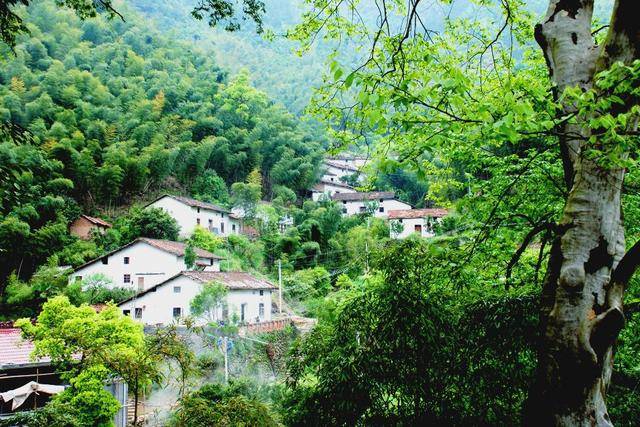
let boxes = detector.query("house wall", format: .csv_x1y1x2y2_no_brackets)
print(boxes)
390,217,441,239
69,217,103,240
324,163,364,183
311,183,357,201
70,242,219,291
339,199,412,218
119,275,273,326
148,196,240,239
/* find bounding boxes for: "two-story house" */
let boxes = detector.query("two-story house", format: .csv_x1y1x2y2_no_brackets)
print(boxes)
70,238,224,292
118,271,277,326
310,179,357,201
388,208,449,238
332,191,412,218
145,195,241,239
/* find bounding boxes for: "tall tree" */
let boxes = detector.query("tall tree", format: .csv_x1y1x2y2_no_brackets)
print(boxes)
527,1,640,424
289,0,640,424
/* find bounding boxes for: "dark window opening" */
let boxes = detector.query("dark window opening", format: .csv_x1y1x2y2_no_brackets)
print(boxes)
134,308,142,319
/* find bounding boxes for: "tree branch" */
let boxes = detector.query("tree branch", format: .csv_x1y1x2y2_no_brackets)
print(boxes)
505,221,553,289
611,239,640,286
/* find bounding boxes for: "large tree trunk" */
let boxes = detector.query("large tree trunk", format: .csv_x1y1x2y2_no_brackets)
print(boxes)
526,0,640,425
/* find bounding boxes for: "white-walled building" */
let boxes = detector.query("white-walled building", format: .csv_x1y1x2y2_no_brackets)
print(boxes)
118,271,278,326
310,179,357,201
388,208,449,239
146,195,241,239
70,238,223,292
323,160,364,183
332,191,412,218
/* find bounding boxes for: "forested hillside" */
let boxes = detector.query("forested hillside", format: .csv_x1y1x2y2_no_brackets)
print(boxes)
0,1,323,287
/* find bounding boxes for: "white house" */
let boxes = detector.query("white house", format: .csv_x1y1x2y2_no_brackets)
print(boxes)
388,208,449,239
310,179,357,201
323,160,364,183
332,191,412,218
118,271,278,326
70,238,224,292
146,195,241,239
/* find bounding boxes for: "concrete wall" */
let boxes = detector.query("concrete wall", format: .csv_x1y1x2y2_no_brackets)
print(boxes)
119,275,273,326
339,198,412,218
148,196,240,239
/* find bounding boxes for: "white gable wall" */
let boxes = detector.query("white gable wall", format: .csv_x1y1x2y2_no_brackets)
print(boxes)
339,199,412,218
71,242,182,291
119,275,273,326
390,217,441,239
148,196,240,239
70,242,220,291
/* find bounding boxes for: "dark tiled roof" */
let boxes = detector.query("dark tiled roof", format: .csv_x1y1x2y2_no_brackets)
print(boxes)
81,215,112,228
312,180,355,191
331,191,396,202
139,238,221,259
182,271,278,290
147,195,230,213
324,160,360,172
388,208,449,219
118,271,277,305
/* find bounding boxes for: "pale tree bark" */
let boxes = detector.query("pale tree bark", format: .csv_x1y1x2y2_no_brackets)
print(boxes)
525,0,640,425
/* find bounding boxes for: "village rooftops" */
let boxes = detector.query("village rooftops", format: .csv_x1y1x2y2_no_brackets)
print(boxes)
388,208,449,219
79,215,112,228
312,179,355,191
146,194,230,213
72,237,224,272
324,160,360,172
118,271,278,305
331,191,396,202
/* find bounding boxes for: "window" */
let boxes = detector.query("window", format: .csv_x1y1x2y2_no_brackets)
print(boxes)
259,303,265,318
221,222,225,233
259,290,264,296
173,286,181,293
414,224,423,233
134,308,142,319
208,219,213,228
173,307,182,318
75,276,82,282
124,256,130,264
379,207,384,213
123,309,131,316
380,198,384,202
221,213,225,218
137,277,144,291
342,208,347,214
232,224,236,231
124,274,131,283
196,218,201,225
197,207,201,213
101,257,108,265
359,206,366,212
342,201,347,204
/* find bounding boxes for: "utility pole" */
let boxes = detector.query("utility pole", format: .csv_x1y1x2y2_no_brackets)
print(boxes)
278,260,283,315
223,336,229,384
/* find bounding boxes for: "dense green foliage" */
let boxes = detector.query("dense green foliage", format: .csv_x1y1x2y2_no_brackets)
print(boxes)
0,1,324,295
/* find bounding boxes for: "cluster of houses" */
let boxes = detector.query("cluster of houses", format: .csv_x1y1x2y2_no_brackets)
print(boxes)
63,156,447,328
69,195,278,328
311,156,449,238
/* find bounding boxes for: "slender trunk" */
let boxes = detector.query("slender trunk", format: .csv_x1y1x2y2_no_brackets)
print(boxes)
133,375,139,426
526,0,640,424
